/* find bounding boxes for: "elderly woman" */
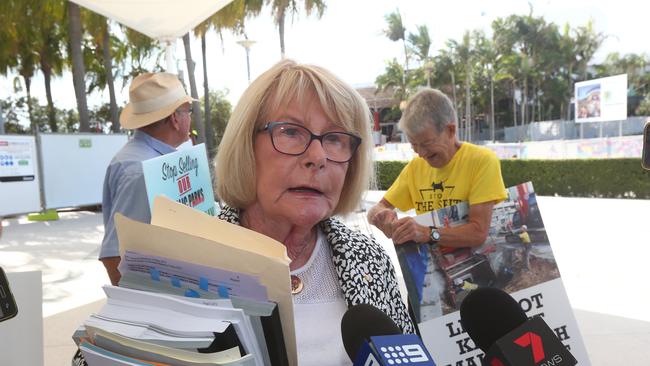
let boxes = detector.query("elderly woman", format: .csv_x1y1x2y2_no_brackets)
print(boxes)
215,59,415,365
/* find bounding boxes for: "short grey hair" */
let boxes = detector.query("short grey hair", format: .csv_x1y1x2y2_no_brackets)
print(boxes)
398,88,457,136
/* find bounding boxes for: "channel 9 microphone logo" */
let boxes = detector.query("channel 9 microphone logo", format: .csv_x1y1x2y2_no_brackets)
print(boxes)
363,334,436,365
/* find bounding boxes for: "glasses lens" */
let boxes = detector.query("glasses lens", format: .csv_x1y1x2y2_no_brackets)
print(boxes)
322,132,358,162
270,123,310,155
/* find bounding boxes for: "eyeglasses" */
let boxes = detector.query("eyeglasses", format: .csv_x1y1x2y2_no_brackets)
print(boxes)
176,107,192,116
259,121,362,163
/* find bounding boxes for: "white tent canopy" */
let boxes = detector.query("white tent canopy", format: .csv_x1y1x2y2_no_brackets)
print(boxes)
71,0,233,42
70,0,234,69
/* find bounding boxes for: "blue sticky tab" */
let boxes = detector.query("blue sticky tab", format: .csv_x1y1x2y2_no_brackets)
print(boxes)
217,285,229,298
199,277,209,291
184,289,200,298
149,268,160,281
171,276,181,288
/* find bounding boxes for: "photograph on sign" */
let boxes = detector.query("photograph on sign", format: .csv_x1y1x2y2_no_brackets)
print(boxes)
575,74,627,123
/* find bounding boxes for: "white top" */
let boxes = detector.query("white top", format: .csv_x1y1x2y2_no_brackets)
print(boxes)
291,229,351,366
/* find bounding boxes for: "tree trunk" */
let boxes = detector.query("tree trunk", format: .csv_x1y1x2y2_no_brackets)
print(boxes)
402,39,409,74
490,75,495,141
450,72,459,139
278,9,286,58
67,1,90,132
183,33,205,144
42,65,57,132
102,23,119,132
24,76,35,134
531,84,536,124
521,77,527,127
201,33,215,157
512,81,517,127
464,61,471,141
567,64,573,121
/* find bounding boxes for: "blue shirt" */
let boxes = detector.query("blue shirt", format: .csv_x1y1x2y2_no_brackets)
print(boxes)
100,130,176,258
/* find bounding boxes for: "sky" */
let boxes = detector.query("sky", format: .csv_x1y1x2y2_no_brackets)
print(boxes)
0,0,646,123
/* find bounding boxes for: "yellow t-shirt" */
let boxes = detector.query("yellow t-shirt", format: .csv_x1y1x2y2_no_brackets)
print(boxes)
384,143,507,214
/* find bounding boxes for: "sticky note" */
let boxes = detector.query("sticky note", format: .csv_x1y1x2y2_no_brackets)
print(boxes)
149,268,160,281
199,277,209,291
184,289,200,298
217,285,229,298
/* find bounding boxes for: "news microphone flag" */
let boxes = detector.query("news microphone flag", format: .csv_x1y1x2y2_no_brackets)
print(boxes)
459,287,577,366
354,334,436,366
483,316,577,366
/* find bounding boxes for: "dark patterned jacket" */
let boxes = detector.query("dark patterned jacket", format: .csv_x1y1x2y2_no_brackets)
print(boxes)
218,205,416,334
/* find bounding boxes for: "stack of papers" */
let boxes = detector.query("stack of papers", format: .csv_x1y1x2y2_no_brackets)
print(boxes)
75,196,294,366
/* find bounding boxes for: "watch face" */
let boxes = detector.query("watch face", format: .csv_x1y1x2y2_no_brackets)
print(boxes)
431,228,441,241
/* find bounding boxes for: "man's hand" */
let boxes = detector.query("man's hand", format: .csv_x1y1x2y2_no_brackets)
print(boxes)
100,257,122,286
370,208,398,238
391,217,431,245
367,198,398,238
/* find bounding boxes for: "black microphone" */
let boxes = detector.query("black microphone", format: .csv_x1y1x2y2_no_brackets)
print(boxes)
341,303,435,365
460,287,577,366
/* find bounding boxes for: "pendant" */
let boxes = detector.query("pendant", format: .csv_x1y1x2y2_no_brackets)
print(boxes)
290,275,303,295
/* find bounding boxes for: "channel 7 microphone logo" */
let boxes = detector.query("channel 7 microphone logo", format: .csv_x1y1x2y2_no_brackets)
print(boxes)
368,334,436,365
489,316,577,366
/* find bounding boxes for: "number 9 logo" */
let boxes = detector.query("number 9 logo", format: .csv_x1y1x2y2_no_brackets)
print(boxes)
403,344,430,362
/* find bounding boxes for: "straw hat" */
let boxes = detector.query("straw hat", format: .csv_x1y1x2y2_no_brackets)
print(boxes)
120,72,196,129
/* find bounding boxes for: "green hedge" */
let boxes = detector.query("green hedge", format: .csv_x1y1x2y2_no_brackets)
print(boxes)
375,158,650,199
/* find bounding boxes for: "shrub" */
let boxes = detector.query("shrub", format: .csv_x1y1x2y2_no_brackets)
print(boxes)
375,159,650,198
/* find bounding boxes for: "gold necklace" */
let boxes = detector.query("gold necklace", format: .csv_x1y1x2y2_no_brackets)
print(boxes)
288,233,316,295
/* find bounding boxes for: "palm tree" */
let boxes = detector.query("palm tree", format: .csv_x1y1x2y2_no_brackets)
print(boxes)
271,0,325,58
407,24,432,86
35,0,67,132
383,10,409,74
475,30,498,141
86,13,120,132
435,42,461,135
408,24,431,64
67,1,90,132
375,59,409,103
194,0,263,156
182,32,204,143
121,28,164,81
11,0,42,133
0,1,20,133
447,31,475,141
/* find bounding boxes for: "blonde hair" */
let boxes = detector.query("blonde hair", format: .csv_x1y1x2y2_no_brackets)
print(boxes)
216,59,373,215
399,88,457,136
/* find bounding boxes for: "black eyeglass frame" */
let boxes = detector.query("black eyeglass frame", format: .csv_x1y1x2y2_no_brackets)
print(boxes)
259,121,362,163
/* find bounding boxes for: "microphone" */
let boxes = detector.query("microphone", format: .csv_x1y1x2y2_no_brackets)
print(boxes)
460,287,577,366
341,303,436,366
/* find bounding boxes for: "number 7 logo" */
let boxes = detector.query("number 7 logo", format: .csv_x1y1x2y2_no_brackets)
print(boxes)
514,332,545,363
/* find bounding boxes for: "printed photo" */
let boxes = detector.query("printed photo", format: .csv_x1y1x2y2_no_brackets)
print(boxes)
577,83,601,119
397,182,560,321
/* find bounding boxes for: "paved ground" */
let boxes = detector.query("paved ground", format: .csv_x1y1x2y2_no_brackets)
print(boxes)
1,195,649,365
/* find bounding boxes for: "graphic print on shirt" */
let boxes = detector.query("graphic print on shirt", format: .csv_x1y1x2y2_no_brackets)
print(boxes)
415,180,461,212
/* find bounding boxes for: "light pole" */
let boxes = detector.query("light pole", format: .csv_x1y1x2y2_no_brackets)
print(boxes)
237,37,256,84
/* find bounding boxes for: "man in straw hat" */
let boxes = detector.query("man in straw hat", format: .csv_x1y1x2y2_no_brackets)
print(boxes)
99,72,195,285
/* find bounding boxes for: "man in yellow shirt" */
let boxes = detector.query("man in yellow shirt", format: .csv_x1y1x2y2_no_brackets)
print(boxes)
368,88,507,249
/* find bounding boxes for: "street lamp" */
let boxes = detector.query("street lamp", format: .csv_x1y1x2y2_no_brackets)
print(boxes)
237,37,256,84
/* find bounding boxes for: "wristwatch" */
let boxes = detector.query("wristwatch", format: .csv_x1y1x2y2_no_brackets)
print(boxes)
429,226,441,243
